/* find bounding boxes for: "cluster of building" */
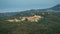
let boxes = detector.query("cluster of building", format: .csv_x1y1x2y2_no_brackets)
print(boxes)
6,15,43,22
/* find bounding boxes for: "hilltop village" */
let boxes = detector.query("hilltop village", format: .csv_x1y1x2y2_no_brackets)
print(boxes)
6,15,43,22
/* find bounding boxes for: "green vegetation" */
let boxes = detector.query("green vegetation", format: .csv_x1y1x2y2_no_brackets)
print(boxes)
0,12,60,34
0,4,60,34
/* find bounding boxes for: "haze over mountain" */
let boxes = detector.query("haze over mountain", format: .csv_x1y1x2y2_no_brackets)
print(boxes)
0,4,60,34
0,0,59,13
0,0,60,34
50,4,60,11
0,4,60,18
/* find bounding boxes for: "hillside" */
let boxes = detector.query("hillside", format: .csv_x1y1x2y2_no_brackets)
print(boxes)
0,4,60,34
50,4,60,11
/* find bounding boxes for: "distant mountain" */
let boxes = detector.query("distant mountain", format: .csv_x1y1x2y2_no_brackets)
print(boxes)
13,4,60,17
0,4,60,18
50,4,60,11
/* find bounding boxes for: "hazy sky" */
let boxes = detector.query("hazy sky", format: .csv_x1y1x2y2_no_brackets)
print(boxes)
0,0,60,13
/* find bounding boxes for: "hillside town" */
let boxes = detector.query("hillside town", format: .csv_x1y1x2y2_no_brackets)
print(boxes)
6,15,43,22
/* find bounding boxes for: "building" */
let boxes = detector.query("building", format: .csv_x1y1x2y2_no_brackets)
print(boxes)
6,15,43,22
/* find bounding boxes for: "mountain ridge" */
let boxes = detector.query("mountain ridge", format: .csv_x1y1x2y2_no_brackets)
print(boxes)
0,4,60,18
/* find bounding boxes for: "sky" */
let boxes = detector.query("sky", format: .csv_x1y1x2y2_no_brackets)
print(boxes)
0,0,60,13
